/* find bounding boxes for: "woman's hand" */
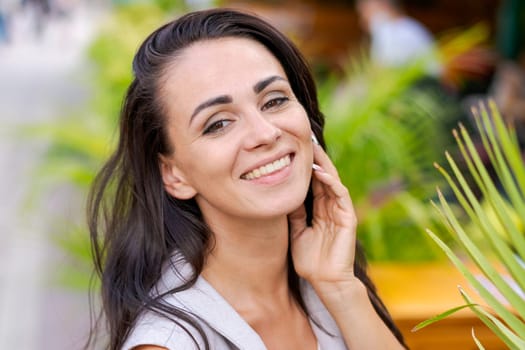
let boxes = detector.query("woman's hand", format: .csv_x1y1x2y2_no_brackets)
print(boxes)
289,138,358,291
289,138,405,350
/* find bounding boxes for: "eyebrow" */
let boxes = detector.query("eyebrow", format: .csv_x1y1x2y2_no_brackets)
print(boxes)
190,95,233,123
253,75,286,94
189,75,287,124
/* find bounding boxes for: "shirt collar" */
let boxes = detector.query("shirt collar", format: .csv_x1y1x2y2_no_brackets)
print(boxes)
158,253,344,349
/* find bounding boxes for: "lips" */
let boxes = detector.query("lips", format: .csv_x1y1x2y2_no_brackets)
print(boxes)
241,154,292,180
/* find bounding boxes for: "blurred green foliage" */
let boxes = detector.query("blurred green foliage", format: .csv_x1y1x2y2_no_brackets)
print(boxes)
30,2,186,289
319,23,491,261
320,59,460,261
89,3,178,121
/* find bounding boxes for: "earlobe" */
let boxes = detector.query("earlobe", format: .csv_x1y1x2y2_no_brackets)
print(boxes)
159,155,197,200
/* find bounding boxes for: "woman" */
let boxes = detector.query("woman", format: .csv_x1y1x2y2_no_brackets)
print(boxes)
88,8,406,350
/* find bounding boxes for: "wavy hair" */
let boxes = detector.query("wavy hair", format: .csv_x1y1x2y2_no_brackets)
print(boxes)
87,8,406,349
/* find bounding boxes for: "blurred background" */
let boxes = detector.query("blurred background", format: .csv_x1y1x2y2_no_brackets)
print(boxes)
0,0,523,349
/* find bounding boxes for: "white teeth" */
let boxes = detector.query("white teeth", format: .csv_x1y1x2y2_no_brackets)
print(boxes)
242,155,291,180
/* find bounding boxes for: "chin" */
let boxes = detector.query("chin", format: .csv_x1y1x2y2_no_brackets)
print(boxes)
275,187,310,216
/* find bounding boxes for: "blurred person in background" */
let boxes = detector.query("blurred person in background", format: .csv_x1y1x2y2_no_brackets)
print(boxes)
356,0,469,139
86,8,407,350
356,0,440,76
461,0,525,131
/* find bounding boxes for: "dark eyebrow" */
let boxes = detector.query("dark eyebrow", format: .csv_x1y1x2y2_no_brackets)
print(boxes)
189,76,286,124
253,76,286,94
190,95,233,123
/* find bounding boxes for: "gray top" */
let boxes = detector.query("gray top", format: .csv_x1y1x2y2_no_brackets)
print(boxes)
122,254,348,350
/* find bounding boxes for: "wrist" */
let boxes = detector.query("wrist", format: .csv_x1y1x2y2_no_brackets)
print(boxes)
312,277,368,311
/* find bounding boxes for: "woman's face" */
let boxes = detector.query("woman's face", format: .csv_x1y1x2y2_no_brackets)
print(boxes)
159,37,314,224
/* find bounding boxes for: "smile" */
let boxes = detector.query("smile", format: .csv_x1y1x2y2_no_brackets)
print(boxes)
241,154,292,180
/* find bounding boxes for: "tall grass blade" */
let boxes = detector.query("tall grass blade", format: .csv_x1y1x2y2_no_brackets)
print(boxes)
436,156,525,293
411,303,478,332
425,229,525,335
471,105,525,259
435,186,525,314
486,100,525,197
471,328,486,350
426,99,525,346
452,127,525,287
460,288,524,349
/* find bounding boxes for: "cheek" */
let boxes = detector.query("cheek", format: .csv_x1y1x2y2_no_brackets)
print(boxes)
281,106,311,137
282,109,313,162
297,112,314,161
296,115,313,151
180,146,235,184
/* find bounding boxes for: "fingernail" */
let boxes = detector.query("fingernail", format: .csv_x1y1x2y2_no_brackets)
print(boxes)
311,133,320,146
312,163,323,171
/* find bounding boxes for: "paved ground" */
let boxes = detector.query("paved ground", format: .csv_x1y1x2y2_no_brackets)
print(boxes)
0,4,103,349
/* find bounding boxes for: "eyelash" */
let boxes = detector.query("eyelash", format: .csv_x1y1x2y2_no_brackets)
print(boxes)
203,119,231,135
202,96,290,135
262,96,289,111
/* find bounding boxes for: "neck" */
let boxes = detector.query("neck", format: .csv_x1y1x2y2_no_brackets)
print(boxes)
201,215,292,303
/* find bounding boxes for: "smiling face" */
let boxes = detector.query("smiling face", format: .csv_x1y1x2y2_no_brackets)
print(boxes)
158,37,314,226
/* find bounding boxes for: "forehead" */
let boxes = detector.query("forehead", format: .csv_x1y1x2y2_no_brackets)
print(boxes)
157,37,292,131
171,36,284,75
159,37,287,110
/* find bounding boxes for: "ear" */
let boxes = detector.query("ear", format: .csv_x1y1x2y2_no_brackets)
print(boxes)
159,154,197,200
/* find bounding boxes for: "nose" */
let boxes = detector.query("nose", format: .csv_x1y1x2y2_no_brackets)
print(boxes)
243,110,282,149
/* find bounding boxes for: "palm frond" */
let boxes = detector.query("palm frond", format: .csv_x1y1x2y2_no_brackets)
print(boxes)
420,100,525,348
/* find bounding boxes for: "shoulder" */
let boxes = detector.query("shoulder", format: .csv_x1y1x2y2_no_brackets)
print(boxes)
122,309,205,350
122,255,206,350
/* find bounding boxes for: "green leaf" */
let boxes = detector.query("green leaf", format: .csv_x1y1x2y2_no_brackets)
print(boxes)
432,173,525,314
470,104,525,260
471,328,486,350
425,229,525,335
482,104,525,246
411,303,478,332
446,129,525,290
486,100,525,197
460,287,525,349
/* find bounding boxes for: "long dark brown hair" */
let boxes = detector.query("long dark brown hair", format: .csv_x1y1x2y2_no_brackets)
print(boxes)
87,8,406,350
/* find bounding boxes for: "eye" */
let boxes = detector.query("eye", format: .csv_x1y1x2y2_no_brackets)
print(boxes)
262,96,289,111
203,119,232,135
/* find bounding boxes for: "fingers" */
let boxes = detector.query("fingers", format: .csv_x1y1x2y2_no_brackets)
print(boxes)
311,142,354,213
313,168,354,213
312,168,358,251
312,138,340,181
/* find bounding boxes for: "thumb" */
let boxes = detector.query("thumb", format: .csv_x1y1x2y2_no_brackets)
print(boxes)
288,204,307,239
